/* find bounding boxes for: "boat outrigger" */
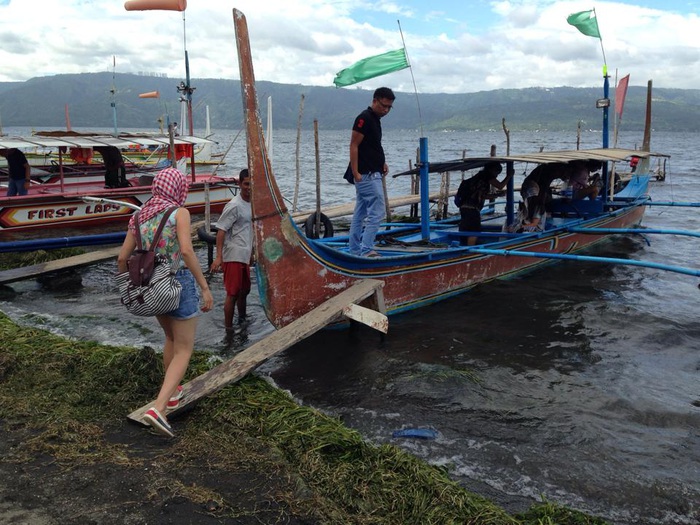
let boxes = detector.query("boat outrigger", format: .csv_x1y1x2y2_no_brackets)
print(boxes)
232,9,695,330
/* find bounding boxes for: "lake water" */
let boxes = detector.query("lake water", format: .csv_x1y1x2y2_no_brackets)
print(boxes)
1,126,699,524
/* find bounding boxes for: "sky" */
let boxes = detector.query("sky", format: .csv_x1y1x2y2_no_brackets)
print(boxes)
0,0,698,93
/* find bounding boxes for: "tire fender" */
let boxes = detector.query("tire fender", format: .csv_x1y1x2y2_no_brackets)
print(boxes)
196,225,217,244
304,212,334,239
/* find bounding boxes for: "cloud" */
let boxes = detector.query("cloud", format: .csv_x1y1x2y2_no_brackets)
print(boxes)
0,0,698,92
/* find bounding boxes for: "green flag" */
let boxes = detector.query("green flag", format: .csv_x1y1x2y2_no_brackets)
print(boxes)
567,10,601,38
333,48,409,88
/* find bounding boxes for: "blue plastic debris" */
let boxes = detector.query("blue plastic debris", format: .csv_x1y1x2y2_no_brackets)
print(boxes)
392,428,439,440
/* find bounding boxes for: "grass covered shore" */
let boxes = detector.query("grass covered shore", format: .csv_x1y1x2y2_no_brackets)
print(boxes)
0,313,609,524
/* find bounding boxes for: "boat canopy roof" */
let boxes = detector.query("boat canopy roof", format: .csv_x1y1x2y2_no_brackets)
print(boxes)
0,131,214,150
393,147,670,177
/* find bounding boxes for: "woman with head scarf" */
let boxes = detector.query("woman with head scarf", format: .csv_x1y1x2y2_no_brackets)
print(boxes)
117,168,214,437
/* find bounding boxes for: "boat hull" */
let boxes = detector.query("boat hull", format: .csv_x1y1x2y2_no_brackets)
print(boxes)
0,179,234,234
255,200,646,328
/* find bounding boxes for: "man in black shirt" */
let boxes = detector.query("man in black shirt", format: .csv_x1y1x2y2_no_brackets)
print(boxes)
94,146,128,188
0,148,31,196
347,87,395,257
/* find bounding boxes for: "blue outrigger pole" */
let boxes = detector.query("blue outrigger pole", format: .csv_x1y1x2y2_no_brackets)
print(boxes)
468,247,700,277
568,227,700,239
640,201,700,208
0,233,127,254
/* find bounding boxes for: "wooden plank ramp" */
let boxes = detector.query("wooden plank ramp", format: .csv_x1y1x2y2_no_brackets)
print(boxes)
127,278,387,424
0,223,209,285
0,246,121,285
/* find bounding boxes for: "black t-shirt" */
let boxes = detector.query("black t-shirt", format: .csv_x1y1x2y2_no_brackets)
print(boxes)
522,163,569,195
352,107,384,174
456,172,491,209
94,146,123,169
6,149,29,180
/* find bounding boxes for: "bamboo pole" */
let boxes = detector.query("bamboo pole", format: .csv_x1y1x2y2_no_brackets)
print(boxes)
382,176,391,226
293,94,305,212
314,119,321,236
576,120,582,150
410,148,419,218
501,118,511,155
443,171,450,218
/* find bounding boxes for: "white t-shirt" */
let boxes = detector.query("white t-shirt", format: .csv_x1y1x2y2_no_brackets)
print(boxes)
216,194,252,264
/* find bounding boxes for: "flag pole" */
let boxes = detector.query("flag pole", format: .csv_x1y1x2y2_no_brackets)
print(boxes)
397,20,424,137
613,69,619,147
593,8,607,67
397,20,428,240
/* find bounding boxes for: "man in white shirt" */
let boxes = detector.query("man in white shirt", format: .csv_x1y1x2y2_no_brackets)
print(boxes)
211,169,252,331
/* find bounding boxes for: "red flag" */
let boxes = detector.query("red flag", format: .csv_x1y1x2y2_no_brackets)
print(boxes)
615,74,630,119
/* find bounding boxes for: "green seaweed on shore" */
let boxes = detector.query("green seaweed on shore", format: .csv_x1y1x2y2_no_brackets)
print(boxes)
0,312,608,524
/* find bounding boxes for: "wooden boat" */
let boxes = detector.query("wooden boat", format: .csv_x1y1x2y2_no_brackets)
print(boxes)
0,181,233,236
0,133,237,235
119,106,226,168
0,132,200,182
0,130,223,184
232,9,690,330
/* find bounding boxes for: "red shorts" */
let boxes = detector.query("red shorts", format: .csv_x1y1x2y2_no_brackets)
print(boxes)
222,261,251,297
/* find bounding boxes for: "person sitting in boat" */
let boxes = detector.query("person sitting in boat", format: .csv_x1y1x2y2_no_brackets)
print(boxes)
629,155,640,173
507,181,546,233
455,161,513,245
566,160,603,200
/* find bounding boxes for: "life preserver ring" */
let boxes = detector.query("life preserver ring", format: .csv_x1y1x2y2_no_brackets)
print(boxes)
304,212,334,239
196,225,217,244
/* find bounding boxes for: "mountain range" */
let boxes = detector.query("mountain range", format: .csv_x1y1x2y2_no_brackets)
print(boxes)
1,72,699,133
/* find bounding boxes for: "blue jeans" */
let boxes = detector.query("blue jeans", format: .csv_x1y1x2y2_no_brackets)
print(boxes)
7,178,28,196
349,172,385,256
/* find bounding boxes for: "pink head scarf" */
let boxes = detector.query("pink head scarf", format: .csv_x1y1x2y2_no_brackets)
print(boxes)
128,168,188,232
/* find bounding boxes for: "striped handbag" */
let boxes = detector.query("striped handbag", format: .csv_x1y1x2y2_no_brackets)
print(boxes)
116,207,182,317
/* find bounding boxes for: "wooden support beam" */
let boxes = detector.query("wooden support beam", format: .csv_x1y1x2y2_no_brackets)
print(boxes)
342,303,388,333
0,246,121,285
127,278,387,424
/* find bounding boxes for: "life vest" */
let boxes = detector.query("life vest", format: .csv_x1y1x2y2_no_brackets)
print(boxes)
174,144,193,160
69,147,93,164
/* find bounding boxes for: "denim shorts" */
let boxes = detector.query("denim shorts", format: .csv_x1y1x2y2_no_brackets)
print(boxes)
167,269,201,320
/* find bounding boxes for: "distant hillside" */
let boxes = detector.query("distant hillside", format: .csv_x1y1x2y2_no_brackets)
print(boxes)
1,73,699,132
